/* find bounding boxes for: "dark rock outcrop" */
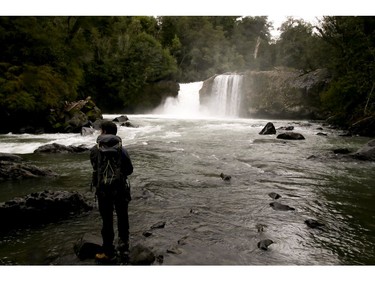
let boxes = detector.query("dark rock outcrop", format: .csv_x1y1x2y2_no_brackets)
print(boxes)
259,122,276,135
352,139,375,161
48,97,103,133
34,143,89,153
0,153,22,162
200,68,331,119
0,154,57,181
0,190,93,232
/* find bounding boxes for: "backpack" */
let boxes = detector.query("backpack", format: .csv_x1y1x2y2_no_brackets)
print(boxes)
96,136,123,189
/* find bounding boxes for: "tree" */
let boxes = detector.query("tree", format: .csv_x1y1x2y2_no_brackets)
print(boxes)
274,17,331,72
317,16,375,124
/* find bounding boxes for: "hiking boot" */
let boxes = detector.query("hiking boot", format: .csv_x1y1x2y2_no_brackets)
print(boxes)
95,252,117,265
117,238,129,254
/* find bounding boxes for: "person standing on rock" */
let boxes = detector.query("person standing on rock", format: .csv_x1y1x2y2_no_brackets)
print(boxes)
90,120,133,263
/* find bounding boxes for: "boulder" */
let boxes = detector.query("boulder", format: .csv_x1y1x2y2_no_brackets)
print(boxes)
305,219,325,229
276,132,305,140
257,239,274,251
0,153,22,162
259,122,276,135
34,143,89,153
352,139,375,161
48,97,103,133
74,234,103,260
128,244,156,265
0,160,57,181
0,190,93,232
113,115,129,123
270,202,295,211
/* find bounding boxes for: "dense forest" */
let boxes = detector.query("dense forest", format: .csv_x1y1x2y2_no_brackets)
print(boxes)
0,16,374,132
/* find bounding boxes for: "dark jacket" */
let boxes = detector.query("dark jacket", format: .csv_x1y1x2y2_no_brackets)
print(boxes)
90,134,133,188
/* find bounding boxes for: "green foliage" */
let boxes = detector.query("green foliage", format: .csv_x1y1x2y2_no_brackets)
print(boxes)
0,15,374,130
317,16,375,124
0,63,71,112
274,17,332,72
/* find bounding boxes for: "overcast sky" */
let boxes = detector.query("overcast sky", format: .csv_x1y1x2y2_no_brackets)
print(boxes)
3,0,372,16
2,0,372,40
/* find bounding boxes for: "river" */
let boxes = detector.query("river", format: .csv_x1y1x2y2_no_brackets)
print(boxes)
0,82,375,266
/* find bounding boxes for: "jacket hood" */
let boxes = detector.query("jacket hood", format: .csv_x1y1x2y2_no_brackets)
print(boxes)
96,134,122,147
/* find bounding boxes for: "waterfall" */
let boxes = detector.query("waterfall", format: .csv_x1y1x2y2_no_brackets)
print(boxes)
209,74,243,117
254,36,261,59
154,81,203,117
154,74,243,118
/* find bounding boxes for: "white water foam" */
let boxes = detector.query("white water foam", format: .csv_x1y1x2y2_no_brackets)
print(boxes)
153,75,244,118
153,81,205,118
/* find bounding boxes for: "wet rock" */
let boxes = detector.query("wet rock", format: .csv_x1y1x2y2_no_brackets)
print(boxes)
352,139,375,161
74,234,102,260
278,126,294,131
81,127,96,136
34,143,89,153
256,223,267,232
270,202,295,211
167,245,183,255
257,239,274,250
259,122,276,135
128,244,155,265
0,160,57,180
113,115,129,123
316,132,327,136
120,121,139,128
142,231,153,237
220,172,231,181
156,255,164,265
276,132,305,140
0,153,22,162
150,221,166,229
304,219,325,229
0,190,93,232
268,192,281,200
48,97,102,133
333,148,351,154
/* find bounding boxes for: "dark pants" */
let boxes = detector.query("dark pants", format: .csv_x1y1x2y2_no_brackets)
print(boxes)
97,185,129,254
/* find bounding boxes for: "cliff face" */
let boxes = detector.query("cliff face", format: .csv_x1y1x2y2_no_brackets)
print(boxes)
200,68,331,119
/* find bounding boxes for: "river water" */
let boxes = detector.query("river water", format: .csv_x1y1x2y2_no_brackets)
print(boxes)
1,80,375,266
0,114,374,266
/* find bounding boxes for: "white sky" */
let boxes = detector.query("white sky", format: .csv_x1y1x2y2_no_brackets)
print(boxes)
4,1,372,39
3,1,374,16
